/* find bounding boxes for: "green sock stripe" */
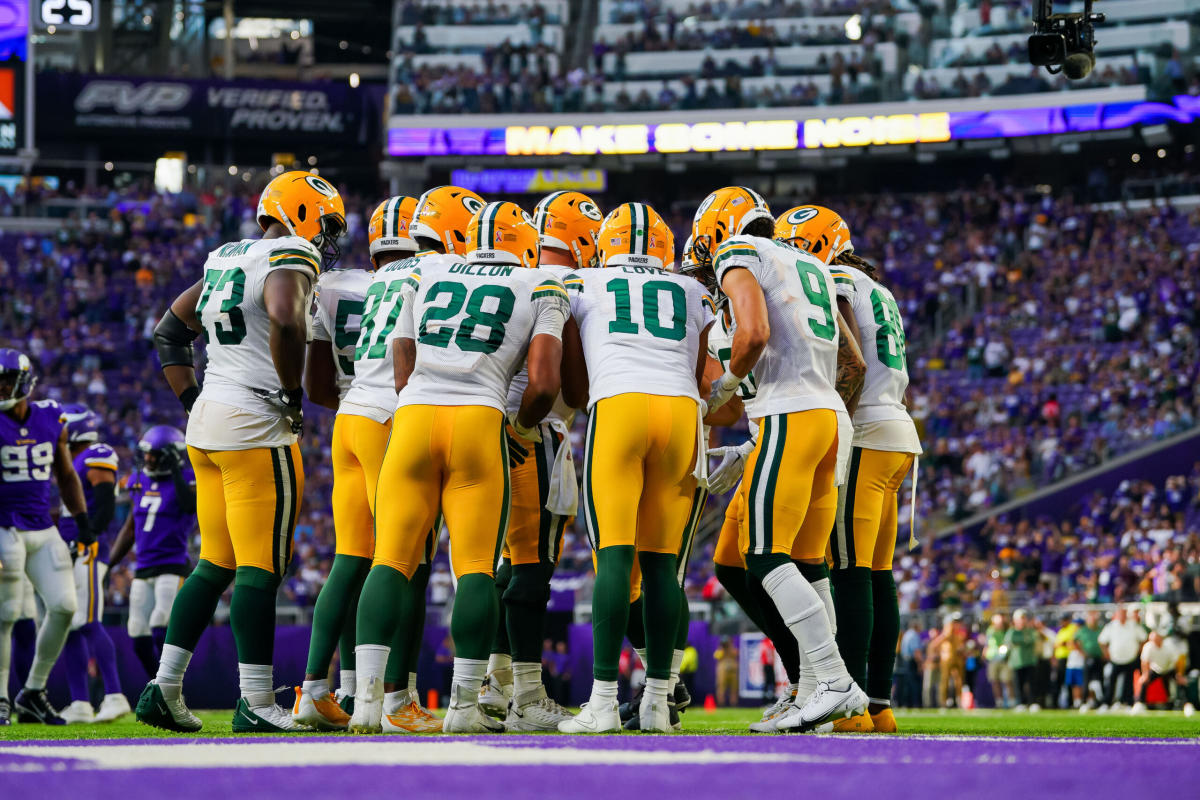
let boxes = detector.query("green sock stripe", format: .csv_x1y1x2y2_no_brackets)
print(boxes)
796,560,829,583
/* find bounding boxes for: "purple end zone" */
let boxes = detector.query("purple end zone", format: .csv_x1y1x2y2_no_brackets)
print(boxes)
1,735,1196,800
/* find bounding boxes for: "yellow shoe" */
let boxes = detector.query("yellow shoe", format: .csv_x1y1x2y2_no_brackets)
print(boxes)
383,701,444,734
869,707,898,733
830,711,875,732
292,686,351,731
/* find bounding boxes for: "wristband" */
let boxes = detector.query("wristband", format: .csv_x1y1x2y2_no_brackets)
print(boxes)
180,386,200,413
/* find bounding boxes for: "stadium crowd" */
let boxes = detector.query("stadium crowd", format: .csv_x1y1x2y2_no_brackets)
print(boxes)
2,172,1199,637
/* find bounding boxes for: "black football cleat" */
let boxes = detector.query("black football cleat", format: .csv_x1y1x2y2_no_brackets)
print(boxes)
0,697,11,726
14,688,67,725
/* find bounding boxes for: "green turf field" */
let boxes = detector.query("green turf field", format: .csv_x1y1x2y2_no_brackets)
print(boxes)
2,708,1197,741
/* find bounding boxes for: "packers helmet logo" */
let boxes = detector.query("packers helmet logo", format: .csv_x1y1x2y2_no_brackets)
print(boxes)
304,176,337,197
787,207,820,224
521,211,535,225
461,195,484,214
579,201,602,221
693,194,716,221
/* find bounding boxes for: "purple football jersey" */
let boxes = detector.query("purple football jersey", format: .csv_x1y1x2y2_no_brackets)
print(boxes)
58,442,120,559
126,467,195,570
0,399,66,531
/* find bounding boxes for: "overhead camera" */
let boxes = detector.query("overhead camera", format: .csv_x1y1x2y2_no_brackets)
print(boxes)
1028,0,1105,80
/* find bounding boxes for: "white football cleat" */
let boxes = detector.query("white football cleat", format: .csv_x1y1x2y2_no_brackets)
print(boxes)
1130,702,1147,715
94,693,132,723
558,699,621,733
233,699,313,733
61,700,96,724
1184,703,1196,717
292,686,350,730
775,679,867,733
1012,704,1028,713
479,672,513,719
636,694,672,733
505,687,575,732
443,685,505,733
749,688,796,733
348,676,384,734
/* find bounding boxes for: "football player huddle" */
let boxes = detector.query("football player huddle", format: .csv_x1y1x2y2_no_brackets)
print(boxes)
0,170,918,735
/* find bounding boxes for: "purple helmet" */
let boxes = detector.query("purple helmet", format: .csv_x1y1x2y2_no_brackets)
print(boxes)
138,425,186,477
0,348,37,411
61,403,101,443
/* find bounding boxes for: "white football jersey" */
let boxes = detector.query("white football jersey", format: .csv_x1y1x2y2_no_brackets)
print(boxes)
312,268,372,401
188,236,320,449
395,260,569,412
841,263,921,453
706,307,758,402
568,266,716,407
506,262,575,425
338,254,427,422
714,235,844,418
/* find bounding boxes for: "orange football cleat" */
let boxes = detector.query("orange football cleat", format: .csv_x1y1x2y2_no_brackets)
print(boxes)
292,685,351,731
383,701,443,734
870,707,898,732
830,711,875,732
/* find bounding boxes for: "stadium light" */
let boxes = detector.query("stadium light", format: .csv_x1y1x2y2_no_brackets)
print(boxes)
349,73,360,88
845,15,863,42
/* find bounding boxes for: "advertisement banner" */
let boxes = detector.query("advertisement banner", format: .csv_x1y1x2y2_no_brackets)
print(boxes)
387,94,1199,158
36,73,367,143
0,0,28,155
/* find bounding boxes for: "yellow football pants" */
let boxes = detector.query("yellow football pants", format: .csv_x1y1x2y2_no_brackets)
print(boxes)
831,447,915,571
503,422,571,566
626,482,708,603
331,413,392,559
372,404,508,580
189,443,304,576
581,393,699,557
738,409,838,560
713,488,745,568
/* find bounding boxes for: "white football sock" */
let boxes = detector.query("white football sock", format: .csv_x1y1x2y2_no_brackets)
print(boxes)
589,679,619,707
339,669,356,697
487,652,512,676
354,644,389,697
669,649,684,691
760,563,848,686
452,657,488,698
383,690,405,714
634,648,647,669
0,621,12,699
644,677,670,704
27,607,72,690
869,697,891,707
239,663,274,709
155,644,192,687
797,654,817,703
513,662,542,697
408,671,419,695
302,678,329,700
810,577,836,637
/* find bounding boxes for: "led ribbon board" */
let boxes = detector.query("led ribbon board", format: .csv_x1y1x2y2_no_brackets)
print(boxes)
387,95,1199,157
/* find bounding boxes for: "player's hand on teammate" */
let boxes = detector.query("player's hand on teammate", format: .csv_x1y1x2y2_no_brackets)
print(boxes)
706,369,742,415
255,387,305,436
706,440,755,495
506,415,541,467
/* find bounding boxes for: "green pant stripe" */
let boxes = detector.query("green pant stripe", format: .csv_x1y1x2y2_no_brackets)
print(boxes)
676,485,708,584
535,424,553,563
834,447,863,569
269,448,288,576
281,445,299,575
582,409,600,550
494,421,512,571
761,413,786,552
746,416,773,555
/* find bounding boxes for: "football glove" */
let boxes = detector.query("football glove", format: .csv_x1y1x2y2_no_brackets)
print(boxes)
706,440,755,495
73,512,95,547
506,431,530,468
507,413,542,443
706,369,743,415
254,387,305,436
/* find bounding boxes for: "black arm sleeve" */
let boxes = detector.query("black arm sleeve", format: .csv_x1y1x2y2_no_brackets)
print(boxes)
154,309,200,369
90,480,116,540
171,466,196,515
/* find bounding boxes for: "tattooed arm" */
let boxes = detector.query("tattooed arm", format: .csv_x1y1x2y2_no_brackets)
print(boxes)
835,307,866,417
